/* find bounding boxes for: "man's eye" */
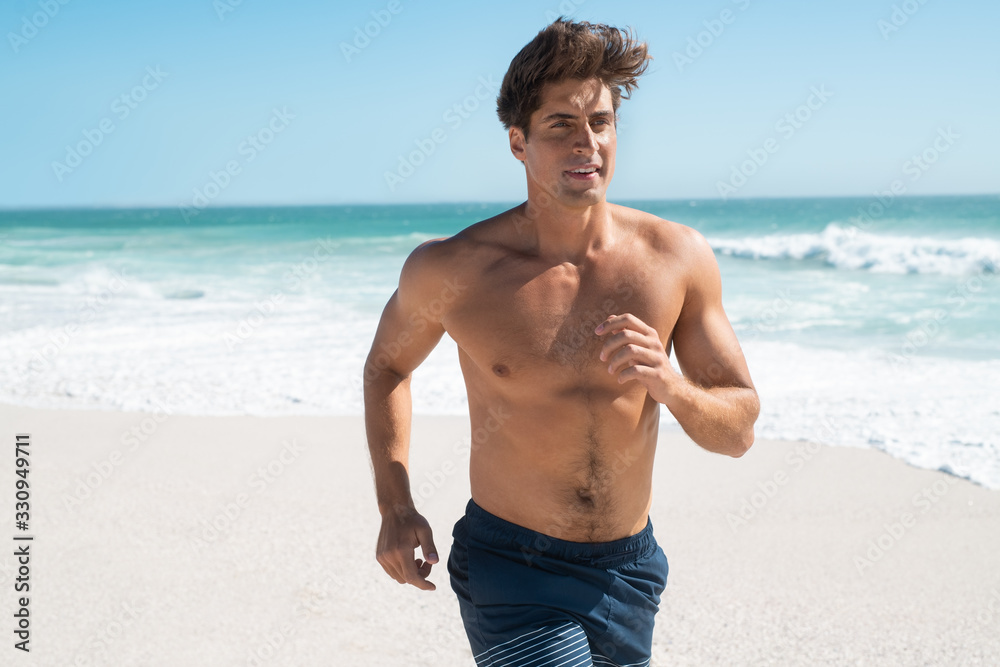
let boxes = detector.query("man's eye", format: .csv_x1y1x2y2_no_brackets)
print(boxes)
552,122,568,127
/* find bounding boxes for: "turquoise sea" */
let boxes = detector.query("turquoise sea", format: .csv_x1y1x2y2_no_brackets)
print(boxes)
1,195,998,487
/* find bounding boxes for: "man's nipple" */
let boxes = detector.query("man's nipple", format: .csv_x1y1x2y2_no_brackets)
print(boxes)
492,363,510,377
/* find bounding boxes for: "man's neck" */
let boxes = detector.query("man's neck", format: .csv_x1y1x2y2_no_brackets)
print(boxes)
519,192,613,265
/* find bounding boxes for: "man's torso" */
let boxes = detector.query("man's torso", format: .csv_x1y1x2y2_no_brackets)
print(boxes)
429,203,692,542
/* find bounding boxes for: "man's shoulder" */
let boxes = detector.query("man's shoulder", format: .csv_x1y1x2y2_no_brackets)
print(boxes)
401,207,519,281
610,203,712,260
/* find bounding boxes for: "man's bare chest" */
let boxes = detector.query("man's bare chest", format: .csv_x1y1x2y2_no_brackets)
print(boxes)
443,258,682,381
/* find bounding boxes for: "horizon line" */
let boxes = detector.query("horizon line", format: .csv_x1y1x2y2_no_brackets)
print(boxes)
2,191,998,213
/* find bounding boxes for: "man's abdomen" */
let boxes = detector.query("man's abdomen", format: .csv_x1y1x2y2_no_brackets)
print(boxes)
467,388,659,543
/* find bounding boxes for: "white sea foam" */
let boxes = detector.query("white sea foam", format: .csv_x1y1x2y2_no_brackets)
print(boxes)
709,224,1000,275
1,304,997,489
732,341,1000,489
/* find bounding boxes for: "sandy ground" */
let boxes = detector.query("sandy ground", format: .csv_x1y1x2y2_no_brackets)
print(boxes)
0,404,998,666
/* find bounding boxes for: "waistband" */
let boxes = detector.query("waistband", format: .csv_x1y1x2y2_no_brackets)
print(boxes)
461,498,656,569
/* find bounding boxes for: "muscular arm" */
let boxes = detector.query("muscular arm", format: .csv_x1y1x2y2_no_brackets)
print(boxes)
364,239,449,589
665,229,759,456
597,226,758,457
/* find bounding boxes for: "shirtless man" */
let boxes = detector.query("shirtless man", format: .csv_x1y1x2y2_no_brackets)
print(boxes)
364,19,759,666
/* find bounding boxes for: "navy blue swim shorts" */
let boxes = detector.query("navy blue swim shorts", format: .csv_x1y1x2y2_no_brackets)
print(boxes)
448,498,669,667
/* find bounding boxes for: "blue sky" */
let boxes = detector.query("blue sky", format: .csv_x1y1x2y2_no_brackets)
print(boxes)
1,0,997,208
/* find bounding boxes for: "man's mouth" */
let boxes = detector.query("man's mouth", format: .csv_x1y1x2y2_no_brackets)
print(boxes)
565,165,600,180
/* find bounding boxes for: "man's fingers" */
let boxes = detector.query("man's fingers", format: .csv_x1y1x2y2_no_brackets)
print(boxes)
416,558,437,589
384,554,434,590
388,547,437,591
376,551,406,584
405,521,438,590
617,363,655,384
398,554,421,583
376,512,438,591
416,523,439,564
595,314,619,334
596,312,655,337
403,556,436,590
599,328,642,361
381,563,405,585
607,342,656,374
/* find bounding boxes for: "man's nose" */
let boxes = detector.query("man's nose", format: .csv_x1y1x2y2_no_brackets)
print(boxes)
572,124,600,153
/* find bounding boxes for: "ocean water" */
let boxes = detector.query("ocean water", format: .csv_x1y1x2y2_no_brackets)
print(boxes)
1,197,998,488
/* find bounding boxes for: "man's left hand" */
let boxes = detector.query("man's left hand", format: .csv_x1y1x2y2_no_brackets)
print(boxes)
596,313,678,403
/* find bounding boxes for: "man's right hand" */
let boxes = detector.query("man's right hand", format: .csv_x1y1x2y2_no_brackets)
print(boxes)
375,506,440,591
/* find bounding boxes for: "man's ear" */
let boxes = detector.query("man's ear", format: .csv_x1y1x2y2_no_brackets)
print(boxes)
509,126,527,163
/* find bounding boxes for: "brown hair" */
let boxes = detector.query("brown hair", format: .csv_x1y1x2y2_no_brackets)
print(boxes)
497,18,651,139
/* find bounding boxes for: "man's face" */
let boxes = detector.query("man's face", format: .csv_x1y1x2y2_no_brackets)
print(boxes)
509,77,617,208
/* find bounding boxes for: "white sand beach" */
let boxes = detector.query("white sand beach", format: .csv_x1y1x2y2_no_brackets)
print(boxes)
1,403,998,666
